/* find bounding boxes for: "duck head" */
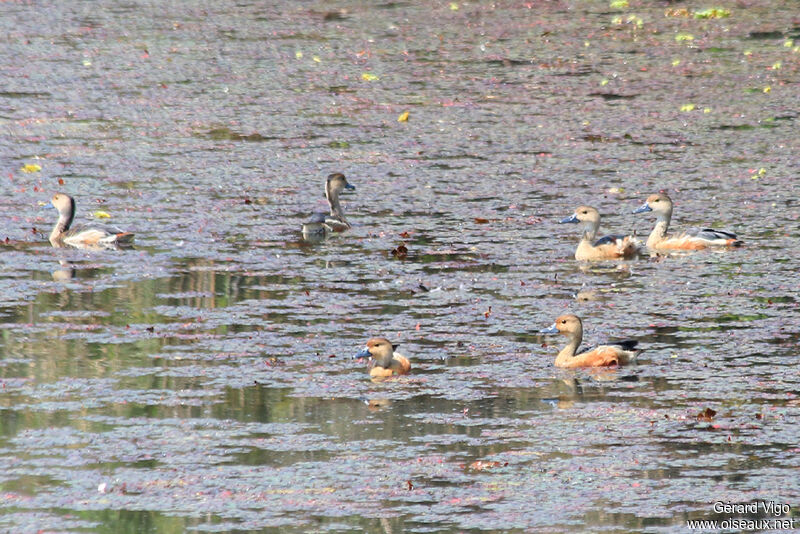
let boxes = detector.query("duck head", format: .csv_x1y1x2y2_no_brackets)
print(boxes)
48,193,76,218
634,193,672,217
326,173,355,197
354,337,397,368
540,314,583,339
560,205,600,226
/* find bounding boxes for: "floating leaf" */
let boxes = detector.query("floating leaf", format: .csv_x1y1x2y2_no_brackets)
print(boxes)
449,2,459,10
295,51,303,59
665,8,690,17
397,111,410,122
21,163,42,173
391,243,408,259
600,78,609,86
675,33,694,42
58,177,65,185
469,460,506,471
680,103,695,112
697,407,717,422
703,108,712,113
93,210,111,219
312,56,321,63
361,72,379,81
763,86,771,93
671,59,681,66
610,0,628,8
771,61,781,70
694,8,730,19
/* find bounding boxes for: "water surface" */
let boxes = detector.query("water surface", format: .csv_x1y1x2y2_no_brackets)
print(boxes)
1,1,799,532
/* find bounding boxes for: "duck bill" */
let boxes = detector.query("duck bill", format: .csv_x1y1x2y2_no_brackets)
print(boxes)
344,183,356,191
353,347,371,359
633,203,652,214
539,324,559,334
559,214,579,224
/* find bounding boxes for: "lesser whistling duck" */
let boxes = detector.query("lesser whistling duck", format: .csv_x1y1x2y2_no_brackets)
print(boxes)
560,205,639,260
633,193,742,250
353,337,411,378
301,173,355,237
540,314,640,368
47,193,134,249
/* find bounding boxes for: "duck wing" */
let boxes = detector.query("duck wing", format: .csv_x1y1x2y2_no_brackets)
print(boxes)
688,227,738,240
592,234,627,247
610,339,638,351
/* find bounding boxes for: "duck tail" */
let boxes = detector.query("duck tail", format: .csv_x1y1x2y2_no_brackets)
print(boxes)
727,238,743,247
115,232,135,243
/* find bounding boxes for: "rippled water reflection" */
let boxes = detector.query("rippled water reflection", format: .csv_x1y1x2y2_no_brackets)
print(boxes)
2,0,799,532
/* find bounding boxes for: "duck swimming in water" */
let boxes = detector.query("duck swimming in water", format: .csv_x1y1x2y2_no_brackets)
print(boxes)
353,337,411,378
301,212,333,240
540,314,640,368
633,193,742,251
47,193,134,249
301,173,355,236
559,205,639,260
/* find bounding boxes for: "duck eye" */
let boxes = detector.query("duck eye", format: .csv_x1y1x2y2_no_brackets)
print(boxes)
561,320,566,324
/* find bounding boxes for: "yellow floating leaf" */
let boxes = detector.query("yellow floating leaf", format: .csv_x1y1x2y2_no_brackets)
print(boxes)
361,72,379,81
703,108,712,113
743,49,753,56
784,39,794,48
671,59,681,66
312,56,321,63
665,8,690,17
610,0,628,8
771,61,781,69
680,103,695,112
397,111,410,122
21,163,42,173
449,2,459,10
675,33,694,42
763,86,771,93
693,8,730,19
600,78,609,86
93,210,111,219
295,51,303,59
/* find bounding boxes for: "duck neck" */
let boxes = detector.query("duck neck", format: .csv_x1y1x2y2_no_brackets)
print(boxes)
325,183,343,217
373,352,394,369
50,205,74,244
580,221,599,243
647,211,671,246
555,330,582,365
